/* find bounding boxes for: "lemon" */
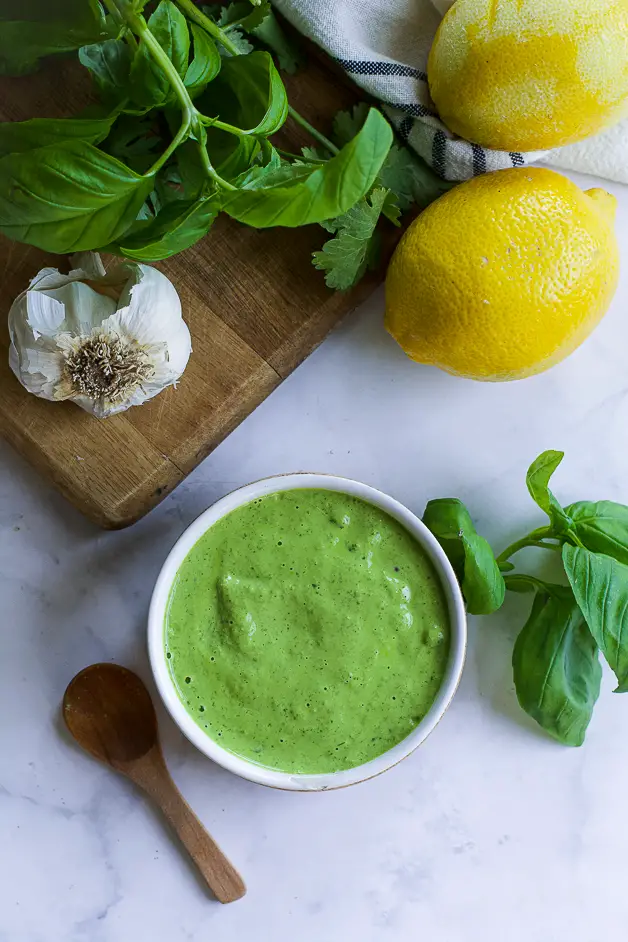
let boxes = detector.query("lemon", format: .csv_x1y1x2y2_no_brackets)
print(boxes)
385,168,619,382
428,0,628,151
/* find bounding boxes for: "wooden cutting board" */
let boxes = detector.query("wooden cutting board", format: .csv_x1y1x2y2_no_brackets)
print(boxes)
0,45,388,528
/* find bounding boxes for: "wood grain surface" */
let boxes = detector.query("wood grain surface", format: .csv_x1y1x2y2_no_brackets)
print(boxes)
0,40,388,528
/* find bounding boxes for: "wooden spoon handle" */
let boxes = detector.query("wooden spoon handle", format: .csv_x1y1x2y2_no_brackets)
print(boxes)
143,762,246,903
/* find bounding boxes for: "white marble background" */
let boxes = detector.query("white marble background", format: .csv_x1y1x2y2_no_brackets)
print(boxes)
2,169,628,942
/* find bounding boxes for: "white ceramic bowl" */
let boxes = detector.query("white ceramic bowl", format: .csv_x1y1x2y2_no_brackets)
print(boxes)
148,474,467,791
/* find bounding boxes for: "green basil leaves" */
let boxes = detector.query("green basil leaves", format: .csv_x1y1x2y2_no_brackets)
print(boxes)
422,498,504,615
0,116,114,157
423,449,628,746
0,141,154,252
563,545,628,692
222,108,392,227
113,197,218,261
79,39,132,105
0,0,116,76
512,585,601,747
565,500,628,565
184,24,221,97
200,51,287,136
0,0,413,281
525,450,572,533
130,0,190,108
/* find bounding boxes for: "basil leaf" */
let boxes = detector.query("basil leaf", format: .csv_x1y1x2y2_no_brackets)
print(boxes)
222,107,392,228
0,1,115,76
130,0,190,107
526,450,572,533
565,500,628,565
115,198,218,261
563,544,628,692
0,0,102,20
0,116,113,157
184,23,220,97
175,140,209,197
0,141,154,253
422,498,505,615
79,38,132,103
332,102,452,213
200,50,288,136
512,587,601,746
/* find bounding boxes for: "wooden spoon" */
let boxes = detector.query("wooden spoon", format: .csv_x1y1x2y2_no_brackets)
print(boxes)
63,663,246,903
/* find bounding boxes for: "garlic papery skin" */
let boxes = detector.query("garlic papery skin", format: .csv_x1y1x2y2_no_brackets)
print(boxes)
8,252,192,419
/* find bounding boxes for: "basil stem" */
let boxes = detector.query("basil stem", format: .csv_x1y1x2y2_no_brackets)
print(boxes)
496,526,561,565
172,0,339,156
120,4,236,191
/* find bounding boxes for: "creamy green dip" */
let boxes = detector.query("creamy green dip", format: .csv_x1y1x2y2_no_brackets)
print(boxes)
165,489,450,774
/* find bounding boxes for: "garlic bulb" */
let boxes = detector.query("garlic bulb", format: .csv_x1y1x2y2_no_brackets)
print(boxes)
8,252,191,419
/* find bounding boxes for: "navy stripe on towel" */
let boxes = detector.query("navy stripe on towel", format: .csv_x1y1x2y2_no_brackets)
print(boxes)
397,115,414,144
510,152,525,167
336,59,428,81
432,130,447,178
387,101,438,119
472,143,487,176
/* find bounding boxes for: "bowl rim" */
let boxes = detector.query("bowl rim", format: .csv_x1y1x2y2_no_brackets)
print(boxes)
148,473,467,791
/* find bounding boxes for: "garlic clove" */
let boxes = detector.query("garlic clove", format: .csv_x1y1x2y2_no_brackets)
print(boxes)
106,263,192,380
162,318,192,379
25,291,66,339
44,282,117,334
114,264,184,345
10,346,62,398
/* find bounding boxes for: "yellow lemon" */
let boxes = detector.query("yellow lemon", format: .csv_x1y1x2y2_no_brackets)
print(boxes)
385,168,619,381
428,0,628,151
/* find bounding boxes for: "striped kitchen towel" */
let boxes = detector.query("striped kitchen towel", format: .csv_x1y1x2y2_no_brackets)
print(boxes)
273,0,628,184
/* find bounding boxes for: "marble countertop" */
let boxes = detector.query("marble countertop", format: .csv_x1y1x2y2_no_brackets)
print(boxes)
2,168,628,942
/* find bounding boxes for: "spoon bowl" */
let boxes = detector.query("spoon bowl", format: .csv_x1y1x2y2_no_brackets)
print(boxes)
64,663,157,766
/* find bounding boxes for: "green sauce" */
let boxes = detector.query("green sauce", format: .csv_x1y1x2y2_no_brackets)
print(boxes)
165,489,450,774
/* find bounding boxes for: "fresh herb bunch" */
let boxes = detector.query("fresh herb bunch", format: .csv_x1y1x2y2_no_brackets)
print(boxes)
0,0,448,287
423,450,628,747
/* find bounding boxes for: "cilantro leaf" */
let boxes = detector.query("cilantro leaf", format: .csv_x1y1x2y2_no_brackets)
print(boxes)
332,103,370,147
252,11,303,74
301,145,328,162
381,189,401,225
220,28,253,55
217,1,270,30
313,187,388,290
379,142,452,210
213,2,302,73
202,5,255,54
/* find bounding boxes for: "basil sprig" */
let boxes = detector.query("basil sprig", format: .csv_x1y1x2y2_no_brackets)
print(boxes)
0,0,443,287
423,450,628,746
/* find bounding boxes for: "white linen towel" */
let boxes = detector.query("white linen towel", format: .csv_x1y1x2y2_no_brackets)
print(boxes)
273,0,628,184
